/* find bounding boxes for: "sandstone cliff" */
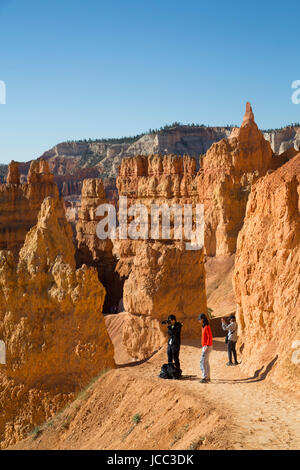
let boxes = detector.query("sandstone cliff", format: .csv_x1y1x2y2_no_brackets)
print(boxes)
199,102,277,257
75,178,124,312
2,122,299,204
116,154,207,359
0,196,115,448
38,127,232,180
0,159,59,259
263,126,300,154
35,124,299,185
233,153,300,391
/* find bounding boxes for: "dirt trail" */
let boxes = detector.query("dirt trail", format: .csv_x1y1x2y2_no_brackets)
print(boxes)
9,335,300,450
119,339,300,450
162,339,300,450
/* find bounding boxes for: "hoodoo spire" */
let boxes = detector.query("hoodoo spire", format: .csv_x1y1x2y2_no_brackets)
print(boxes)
241,101,255,126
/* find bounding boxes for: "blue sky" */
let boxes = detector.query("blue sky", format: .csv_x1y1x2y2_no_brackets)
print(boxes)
0,0,299,164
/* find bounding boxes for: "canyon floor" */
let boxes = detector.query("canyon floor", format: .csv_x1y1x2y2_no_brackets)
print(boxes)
9,313,299,451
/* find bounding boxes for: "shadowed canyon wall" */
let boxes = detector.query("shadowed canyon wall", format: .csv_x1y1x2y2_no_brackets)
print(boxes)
75,178,124,312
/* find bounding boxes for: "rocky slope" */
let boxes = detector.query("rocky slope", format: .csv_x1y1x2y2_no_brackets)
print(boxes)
0,196,115,448
8,330,300,451
9,352,231,451
233,152,300,390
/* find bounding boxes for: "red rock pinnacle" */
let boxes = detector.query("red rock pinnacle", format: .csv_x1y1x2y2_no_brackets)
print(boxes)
241,101,255,126
7,161,20,185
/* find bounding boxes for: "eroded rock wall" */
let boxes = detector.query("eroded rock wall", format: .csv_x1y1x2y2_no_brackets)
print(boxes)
0,159,59,259
116,154,207,359
233,153,300,391
0,196,115,448
198,102,278,258
75,179,124,312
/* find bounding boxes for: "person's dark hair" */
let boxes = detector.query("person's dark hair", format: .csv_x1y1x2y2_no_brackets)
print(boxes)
199,313,209,327
168,314,176,322
229,314,236,321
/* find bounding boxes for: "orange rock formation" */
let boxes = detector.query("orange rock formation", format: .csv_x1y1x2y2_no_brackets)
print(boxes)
75,178,124,312
116,154,207,359
0,196,115,448
199,102,276,257
0,159,59,259
233,153,300,390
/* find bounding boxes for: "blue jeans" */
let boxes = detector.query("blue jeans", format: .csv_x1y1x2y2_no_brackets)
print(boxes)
200,345,212,379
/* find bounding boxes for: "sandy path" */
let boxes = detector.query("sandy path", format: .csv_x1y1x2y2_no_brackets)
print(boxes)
129,338,300,450
9,331,299,450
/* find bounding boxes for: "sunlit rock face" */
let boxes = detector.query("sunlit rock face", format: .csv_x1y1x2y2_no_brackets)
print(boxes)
0,159,59,259
0,196,115,448
115,154,207,359
75,178,124,312
198,102,277,257
233,152,300,392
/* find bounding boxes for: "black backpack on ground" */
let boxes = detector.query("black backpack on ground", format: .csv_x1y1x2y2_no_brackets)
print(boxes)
159,363,182,380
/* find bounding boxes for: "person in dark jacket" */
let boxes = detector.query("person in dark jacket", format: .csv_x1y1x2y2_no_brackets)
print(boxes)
164,315,182,374
222,314,238,366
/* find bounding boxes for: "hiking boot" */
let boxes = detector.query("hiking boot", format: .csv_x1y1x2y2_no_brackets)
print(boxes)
199,378,208,383
234,362,239,366
226,362,233,366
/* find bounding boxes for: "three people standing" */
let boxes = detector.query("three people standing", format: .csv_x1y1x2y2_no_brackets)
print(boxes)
162,313,238,382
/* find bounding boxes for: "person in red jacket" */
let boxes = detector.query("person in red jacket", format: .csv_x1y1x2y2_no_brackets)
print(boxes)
198,313,213,383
